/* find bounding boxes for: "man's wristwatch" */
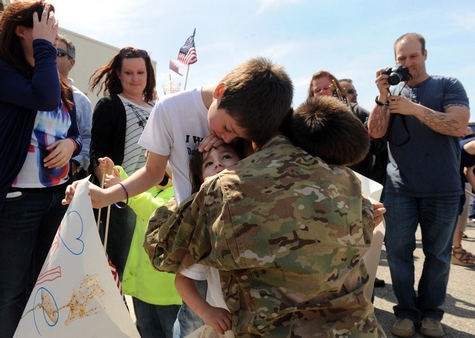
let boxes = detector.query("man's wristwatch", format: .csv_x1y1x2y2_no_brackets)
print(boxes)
375,96,387,106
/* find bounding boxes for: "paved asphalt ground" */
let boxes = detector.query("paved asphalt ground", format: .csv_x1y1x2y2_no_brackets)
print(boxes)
373,223,475,337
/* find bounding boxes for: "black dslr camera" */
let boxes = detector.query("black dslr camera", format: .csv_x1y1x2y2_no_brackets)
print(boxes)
383,65,411,85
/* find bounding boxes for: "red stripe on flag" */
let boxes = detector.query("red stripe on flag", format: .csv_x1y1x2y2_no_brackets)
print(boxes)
108,258,122,296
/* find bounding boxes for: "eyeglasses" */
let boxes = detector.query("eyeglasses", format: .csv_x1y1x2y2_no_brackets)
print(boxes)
345,89,357,94
119,47,149,58
57,48,72,59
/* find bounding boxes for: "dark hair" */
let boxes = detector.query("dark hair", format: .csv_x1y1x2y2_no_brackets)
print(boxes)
290,96,370,166
0,0,51,75
89,46,156,102
0,1,73,111
218,57,293,147
189,149,204,194
189,141,244,193
338,78,353,84
307,70,344,99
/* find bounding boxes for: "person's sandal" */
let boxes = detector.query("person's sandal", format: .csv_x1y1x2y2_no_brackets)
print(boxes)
451,246,475,266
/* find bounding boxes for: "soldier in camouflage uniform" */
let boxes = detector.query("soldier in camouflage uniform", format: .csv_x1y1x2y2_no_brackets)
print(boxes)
146,97,387,337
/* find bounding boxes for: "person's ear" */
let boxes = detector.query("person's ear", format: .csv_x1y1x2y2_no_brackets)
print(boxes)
423,49,428,61
15,25,27,38
69,58,76,70
213,82,225,99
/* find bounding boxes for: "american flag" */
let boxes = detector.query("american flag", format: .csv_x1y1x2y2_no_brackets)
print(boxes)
169,35,197,75
107,255,123,296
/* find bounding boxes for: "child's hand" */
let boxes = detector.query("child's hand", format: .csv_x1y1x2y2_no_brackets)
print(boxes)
98,157,115,175
104,167,121,188
372,201,386,225
201,306,232,335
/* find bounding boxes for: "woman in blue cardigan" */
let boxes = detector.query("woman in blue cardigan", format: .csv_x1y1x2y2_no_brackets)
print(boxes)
0,2,81,336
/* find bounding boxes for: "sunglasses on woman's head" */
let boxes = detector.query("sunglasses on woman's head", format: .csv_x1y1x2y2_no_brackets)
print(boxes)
119,47,149,58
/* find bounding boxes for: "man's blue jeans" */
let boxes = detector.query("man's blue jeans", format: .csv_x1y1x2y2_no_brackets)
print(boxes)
133,297,180,338
0,189,67,338
383,192,459,323
177,279,207,337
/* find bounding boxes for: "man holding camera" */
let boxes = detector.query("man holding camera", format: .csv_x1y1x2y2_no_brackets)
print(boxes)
368,33,469,338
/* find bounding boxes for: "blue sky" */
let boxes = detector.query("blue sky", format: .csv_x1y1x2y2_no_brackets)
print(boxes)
52,0,475,120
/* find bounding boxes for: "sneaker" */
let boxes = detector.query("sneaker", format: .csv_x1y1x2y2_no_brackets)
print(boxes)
391,318,415,337
419,318,444,337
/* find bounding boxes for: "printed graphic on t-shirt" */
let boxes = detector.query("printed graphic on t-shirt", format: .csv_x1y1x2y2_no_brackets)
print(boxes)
34,107,70,185
185,134,204,155
14,102,71,188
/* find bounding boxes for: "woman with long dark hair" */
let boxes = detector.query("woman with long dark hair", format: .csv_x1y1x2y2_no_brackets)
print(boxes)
88,46,156,283
0,1,81,336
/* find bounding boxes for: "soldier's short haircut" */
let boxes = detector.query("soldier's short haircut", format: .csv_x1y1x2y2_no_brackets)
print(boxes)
290,96,370,166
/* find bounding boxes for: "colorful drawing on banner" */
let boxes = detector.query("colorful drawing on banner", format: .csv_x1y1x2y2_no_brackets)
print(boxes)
14,178,140,338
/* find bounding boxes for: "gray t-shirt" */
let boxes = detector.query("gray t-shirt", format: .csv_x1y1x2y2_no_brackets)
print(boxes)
385,75,469,197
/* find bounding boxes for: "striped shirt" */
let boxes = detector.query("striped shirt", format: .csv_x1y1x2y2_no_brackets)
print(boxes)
118,95,153,174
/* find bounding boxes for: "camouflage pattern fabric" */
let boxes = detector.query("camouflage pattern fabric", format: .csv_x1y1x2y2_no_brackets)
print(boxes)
146,136,386,338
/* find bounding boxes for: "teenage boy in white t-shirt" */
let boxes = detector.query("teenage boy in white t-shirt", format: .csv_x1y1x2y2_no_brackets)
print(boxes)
64,57,295,337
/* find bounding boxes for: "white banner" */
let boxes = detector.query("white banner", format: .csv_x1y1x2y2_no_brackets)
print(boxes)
14,179,140,338
353,171,383,203
352,171,386,300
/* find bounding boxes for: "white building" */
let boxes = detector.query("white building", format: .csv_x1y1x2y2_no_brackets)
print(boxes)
58,27,157,108
1,0,156,108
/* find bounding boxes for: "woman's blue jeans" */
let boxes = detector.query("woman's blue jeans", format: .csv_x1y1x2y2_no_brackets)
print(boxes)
383,192,459,323
0,189,67,338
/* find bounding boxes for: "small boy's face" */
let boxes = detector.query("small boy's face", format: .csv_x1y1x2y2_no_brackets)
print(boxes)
207,99,247,144
202,145,240,179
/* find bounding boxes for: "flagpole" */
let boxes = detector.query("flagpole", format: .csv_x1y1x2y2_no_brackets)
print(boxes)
184,65,190,90
183,28,196,91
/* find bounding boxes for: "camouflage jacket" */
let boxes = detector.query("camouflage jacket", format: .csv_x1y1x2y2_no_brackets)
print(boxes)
146,136,385,338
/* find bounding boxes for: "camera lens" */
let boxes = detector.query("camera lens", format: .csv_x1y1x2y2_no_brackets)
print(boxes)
388,73,402,86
